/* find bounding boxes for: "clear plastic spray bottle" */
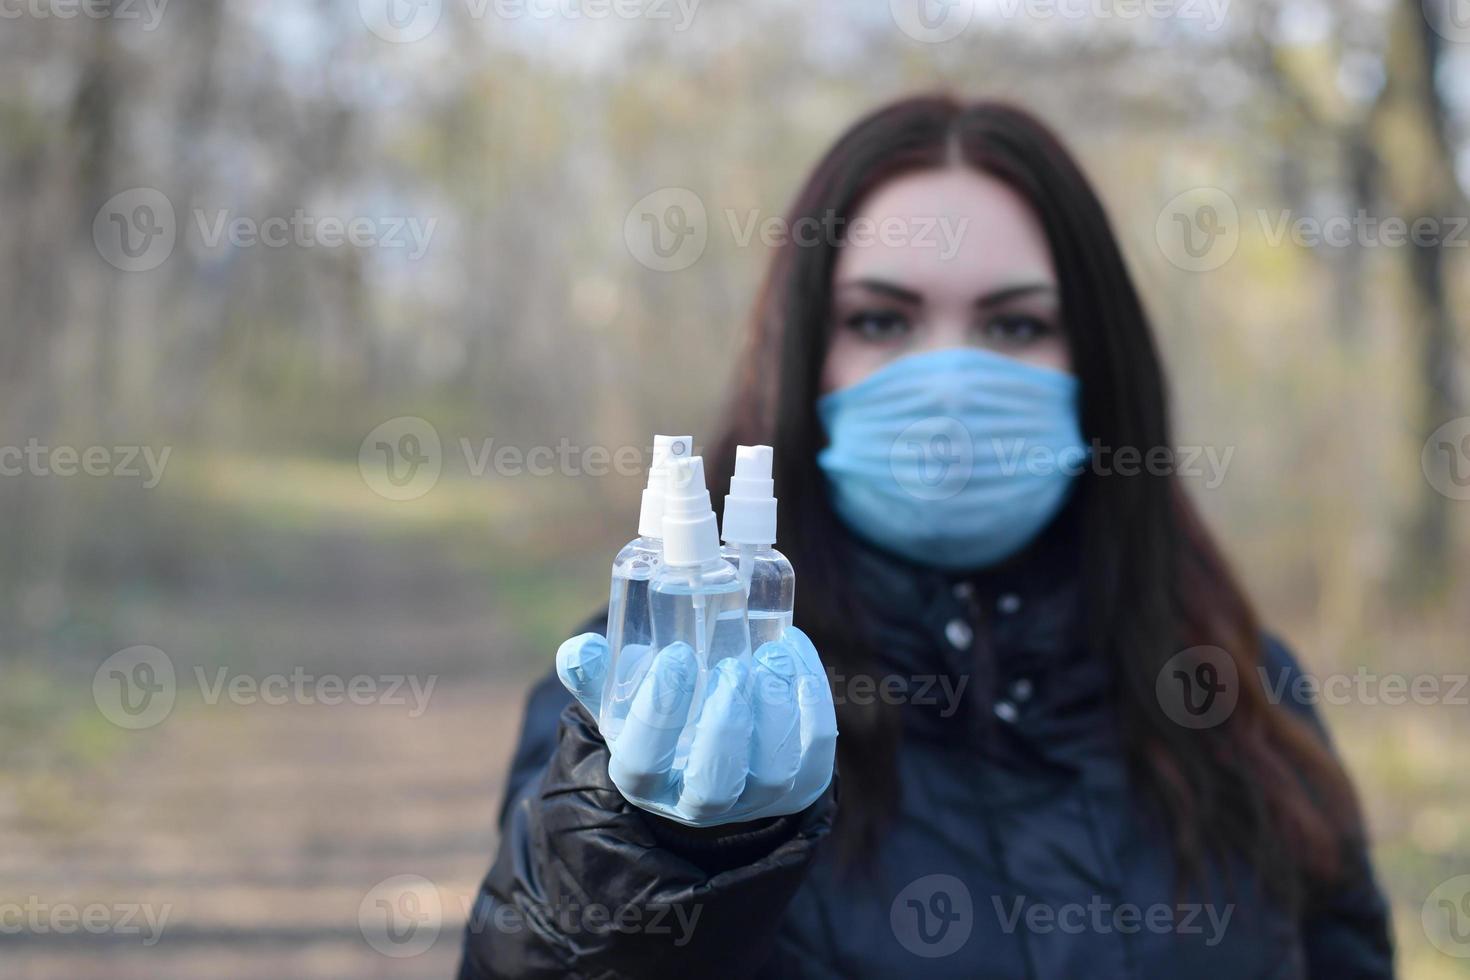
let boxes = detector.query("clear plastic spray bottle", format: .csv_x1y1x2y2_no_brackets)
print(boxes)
720,445,795,650
650,455,752,762
601,434,693,737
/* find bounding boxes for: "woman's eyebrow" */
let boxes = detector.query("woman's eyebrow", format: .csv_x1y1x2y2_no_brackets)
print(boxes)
974,282,1056,307
837,278,922,305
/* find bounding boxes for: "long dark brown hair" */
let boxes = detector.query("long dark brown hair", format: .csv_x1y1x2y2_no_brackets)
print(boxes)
708,94,1361,902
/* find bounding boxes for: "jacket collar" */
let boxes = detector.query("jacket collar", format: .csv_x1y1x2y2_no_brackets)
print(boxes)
842,496,1111,754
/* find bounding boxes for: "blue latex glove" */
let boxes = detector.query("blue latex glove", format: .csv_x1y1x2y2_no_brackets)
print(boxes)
556,627,837,827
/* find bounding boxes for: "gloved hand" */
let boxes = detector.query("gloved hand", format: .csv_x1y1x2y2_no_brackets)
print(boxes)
556,627,837,827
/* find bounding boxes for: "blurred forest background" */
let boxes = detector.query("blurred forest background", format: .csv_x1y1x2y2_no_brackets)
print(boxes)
0,0,1467,976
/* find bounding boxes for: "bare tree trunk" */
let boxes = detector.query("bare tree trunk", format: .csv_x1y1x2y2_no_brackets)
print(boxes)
1379,0,1466,592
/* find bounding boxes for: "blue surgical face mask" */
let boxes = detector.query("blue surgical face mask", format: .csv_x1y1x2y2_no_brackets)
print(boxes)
816,346,1088,571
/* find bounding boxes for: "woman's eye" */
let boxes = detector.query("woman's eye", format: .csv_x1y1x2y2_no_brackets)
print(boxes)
843,310,910,343
982,314,1051,346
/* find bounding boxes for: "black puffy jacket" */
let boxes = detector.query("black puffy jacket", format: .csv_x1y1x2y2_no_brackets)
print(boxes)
458,527,1394,979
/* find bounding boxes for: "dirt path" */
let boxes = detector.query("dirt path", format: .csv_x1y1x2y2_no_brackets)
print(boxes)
1,677,531,979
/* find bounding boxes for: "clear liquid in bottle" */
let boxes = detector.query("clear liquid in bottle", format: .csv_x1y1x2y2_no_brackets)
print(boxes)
653,455,752,768
650,561,751,766
723,543,794,650
602,537,660,740
720,445,795,654
600,434,692,739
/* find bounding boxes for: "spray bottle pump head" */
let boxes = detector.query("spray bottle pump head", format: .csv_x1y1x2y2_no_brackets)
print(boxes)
661,455,721,566
721,444,777,546
637,434,693,538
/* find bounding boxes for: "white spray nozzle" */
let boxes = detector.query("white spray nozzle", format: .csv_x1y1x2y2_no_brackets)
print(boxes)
722,444,778,546
637,434,694,538
662,455,721,566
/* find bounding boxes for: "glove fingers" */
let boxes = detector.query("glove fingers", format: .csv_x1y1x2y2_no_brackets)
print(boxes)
601,642,655,735
783,626,825,677
788,628,838,804
743,639,802,807
555,633,608,722
607,642,698,802
678,656,753,822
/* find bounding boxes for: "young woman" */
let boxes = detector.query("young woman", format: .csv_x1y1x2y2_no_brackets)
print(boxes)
457,95,1393,979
